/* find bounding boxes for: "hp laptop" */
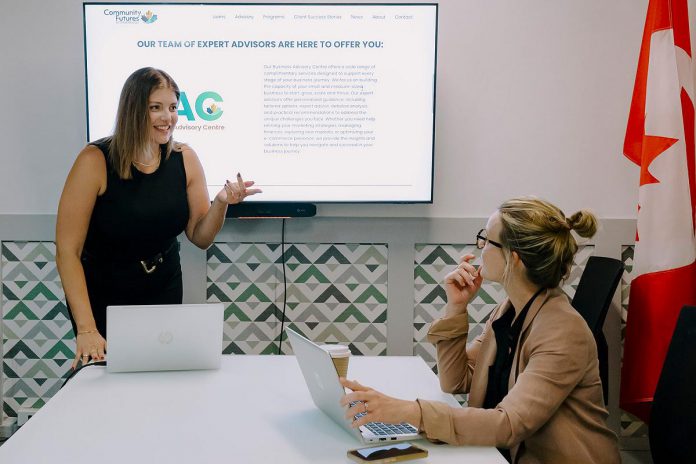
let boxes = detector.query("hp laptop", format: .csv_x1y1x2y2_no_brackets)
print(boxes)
286,328,420,443
106,303,223,373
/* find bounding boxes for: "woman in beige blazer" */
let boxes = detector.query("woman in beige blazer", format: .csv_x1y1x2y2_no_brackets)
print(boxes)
341,197,620,463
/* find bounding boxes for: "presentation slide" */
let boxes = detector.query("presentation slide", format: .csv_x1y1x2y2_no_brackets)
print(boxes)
84,4,437,202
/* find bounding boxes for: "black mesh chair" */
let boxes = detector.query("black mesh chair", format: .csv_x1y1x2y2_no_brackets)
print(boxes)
570,256,624,404
649,305,696,464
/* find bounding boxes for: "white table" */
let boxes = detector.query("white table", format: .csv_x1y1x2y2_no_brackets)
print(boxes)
0,355,506,463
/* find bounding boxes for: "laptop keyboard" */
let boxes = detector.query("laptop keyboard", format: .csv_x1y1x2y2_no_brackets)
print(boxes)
364,422,418,436
350,402,418,435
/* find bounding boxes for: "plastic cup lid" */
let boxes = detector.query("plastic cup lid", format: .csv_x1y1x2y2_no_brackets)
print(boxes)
319,344,351,357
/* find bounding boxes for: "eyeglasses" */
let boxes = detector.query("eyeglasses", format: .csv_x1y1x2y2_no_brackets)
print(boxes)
476,229,503,250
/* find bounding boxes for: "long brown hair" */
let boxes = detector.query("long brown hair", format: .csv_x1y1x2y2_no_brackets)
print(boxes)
109,67,180,179
498,197,598,289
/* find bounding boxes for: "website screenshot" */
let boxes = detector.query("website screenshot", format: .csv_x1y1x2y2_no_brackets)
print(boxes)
85,4,437,202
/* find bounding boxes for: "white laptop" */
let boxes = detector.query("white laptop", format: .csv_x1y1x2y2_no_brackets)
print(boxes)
286,328,420,444
106,303,223,373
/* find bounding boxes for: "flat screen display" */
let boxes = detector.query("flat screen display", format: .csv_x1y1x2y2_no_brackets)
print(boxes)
84,3,437,203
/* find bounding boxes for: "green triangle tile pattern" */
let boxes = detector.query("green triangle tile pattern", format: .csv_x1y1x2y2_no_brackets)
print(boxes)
412,244,594,386
413,245,497,378
619,245,647,438
207,243,388,356
2,242,75,418
560,245,594,299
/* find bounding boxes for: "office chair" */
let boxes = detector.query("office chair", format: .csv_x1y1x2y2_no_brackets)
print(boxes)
649,305,696,464
570,256,624,404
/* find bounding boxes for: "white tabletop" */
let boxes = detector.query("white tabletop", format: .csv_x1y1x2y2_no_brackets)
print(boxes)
0,355,506,463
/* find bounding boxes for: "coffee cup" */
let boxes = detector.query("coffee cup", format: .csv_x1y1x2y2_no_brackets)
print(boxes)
320,344,351,378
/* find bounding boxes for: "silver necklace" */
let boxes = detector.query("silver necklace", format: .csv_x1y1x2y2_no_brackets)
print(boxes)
133,155,160,167
133,159,157,167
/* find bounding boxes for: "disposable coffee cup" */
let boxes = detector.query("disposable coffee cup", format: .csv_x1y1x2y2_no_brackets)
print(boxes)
320,344,351,378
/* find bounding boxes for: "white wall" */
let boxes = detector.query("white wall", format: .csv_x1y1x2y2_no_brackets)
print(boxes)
1,0,685,219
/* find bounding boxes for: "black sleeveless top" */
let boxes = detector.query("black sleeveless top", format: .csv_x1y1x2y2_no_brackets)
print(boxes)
83,138,189,261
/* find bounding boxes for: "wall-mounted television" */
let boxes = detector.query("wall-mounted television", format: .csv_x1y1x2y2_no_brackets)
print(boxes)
83,3,438,206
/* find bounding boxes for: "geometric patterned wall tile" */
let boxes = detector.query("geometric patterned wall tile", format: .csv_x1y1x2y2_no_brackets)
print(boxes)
619,245,648,438
413,244,500,372
1,242,74,418
620,246,634,341
561,244,595,299
413,243,594,405
413,244,502,405
207,243,388,357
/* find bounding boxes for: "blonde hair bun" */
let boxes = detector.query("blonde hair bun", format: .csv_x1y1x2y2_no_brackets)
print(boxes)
566,210,598,238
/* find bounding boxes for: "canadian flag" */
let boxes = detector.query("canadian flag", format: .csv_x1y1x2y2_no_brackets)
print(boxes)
621,0,696,423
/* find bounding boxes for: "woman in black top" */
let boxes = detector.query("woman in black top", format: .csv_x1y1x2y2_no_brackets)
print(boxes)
56,67,261,369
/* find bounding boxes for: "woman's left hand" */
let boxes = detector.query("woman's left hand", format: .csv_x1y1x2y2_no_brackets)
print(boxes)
340,378,421,429
216,173,262,204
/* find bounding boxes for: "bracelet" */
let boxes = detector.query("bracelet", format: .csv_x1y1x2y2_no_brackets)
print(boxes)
415,399,425,433
77,329,98,335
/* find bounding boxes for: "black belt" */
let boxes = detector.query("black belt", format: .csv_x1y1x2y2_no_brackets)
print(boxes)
83,241,180,275
138,241,180,274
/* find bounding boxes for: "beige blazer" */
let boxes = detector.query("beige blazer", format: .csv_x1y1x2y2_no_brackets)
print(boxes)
419,288,620,464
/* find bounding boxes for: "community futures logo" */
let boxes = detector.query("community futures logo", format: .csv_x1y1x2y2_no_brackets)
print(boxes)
141,10,158,24
102,8,158,24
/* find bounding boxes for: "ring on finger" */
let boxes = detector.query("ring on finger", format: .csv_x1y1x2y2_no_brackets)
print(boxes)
364,402,368,413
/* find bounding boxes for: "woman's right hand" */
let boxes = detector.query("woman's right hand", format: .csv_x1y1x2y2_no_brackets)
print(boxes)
72,331,107,369
443,254,483,315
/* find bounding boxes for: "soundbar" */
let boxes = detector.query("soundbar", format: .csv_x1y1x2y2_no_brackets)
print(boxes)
226,202,316,218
